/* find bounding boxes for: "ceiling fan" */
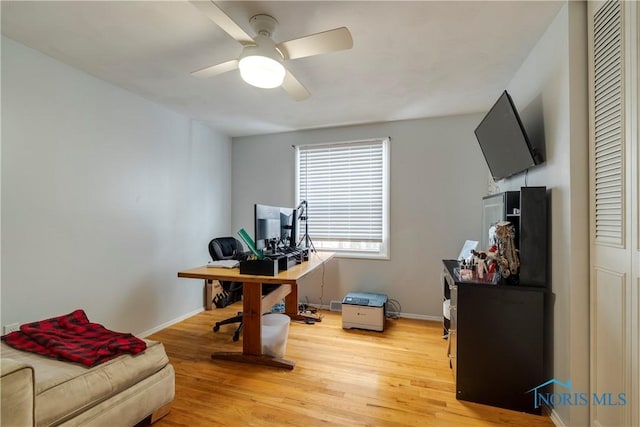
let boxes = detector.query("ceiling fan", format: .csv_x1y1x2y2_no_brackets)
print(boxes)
189,0,353,101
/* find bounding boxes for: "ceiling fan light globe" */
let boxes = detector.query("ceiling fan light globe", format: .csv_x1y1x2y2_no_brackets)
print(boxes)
238,55,286,89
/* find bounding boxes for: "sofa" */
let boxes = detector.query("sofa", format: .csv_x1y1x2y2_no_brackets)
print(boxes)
1,339,174,426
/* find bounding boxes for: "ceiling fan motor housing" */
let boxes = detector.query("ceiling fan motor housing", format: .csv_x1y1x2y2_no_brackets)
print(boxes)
249,14,278,37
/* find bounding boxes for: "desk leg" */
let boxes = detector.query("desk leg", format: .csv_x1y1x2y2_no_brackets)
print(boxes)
211,281,295,370
284,283,298,316
242,281,263,356
205,280,213,311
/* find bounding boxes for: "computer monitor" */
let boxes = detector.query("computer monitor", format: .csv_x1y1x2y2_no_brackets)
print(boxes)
254,204,299,254
280,207,298,249
254,204,281,252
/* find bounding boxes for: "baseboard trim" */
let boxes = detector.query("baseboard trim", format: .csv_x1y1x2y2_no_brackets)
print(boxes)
398,313,442,321
137,307,204,338
545,405,567,427
306,302,443,322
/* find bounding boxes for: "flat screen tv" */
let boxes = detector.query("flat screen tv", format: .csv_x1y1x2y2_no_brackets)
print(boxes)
474,91,541,181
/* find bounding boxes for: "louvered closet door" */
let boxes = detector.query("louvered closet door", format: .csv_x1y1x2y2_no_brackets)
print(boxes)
589,1,638,426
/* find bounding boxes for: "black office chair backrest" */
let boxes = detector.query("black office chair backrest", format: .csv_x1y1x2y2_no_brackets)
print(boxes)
209,237,244,261
209,237,246,308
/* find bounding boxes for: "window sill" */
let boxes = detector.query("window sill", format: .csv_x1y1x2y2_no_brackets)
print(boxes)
328,251,390,261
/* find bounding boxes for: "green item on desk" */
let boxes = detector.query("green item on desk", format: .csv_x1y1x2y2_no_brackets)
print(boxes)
237,228,264,260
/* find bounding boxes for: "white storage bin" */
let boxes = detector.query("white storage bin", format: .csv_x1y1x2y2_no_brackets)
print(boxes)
261,313,290,358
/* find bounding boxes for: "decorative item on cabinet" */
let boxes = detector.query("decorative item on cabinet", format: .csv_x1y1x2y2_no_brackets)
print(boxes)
481,187,547,287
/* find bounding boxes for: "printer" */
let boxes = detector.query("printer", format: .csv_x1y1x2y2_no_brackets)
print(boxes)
341,292,388,332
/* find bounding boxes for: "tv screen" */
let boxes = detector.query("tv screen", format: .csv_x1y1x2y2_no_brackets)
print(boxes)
474,91,539,181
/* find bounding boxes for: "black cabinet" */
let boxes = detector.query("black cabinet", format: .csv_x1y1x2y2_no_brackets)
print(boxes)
481,187,547,287
443,260,547,415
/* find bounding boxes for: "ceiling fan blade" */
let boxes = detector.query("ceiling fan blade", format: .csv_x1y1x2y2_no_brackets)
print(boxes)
277,27,353,60
281,70,311,101
191,59,238,78
190,1,255,46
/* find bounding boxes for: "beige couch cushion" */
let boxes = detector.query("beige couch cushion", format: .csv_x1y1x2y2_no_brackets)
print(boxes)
1,358,35,426
58,364,175,427
1,339,168,426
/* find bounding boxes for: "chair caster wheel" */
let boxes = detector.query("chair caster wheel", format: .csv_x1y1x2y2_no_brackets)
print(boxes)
233,332,240,342
213,324,220,332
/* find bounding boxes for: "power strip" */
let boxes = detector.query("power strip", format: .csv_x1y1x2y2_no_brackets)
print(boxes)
3,323,19,334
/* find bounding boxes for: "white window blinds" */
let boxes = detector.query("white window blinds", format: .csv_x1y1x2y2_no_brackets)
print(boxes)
296,138,389,257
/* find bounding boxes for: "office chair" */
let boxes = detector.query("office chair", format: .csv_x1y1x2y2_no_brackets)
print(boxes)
208,237,246,341
208,237,281,342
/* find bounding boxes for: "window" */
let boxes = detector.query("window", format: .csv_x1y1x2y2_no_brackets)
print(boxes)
295,138,390,259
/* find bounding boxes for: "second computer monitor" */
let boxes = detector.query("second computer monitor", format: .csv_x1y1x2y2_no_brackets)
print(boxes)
280,207,298,249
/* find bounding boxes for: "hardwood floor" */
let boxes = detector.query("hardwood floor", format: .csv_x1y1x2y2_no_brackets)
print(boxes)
146,305,554,427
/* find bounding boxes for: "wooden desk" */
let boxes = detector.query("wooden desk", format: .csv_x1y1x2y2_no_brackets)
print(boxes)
178,252,334,369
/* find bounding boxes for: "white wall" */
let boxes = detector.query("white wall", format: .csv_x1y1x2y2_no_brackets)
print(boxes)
1,36,232,335
232,115,488,317
497,3,589,426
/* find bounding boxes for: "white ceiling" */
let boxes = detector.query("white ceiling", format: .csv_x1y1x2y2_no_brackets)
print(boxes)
1,1,564,137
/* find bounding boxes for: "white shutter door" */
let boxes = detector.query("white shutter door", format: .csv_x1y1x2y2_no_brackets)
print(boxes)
589,1,637,426
594,0,624,246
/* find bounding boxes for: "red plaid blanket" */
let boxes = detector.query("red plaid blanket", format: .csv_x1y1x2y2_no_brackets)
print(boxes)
1,309,146,367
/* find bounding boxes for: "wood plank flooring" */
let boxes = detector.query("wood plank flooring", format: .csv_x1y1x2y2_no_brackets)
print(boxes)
146,305,554,427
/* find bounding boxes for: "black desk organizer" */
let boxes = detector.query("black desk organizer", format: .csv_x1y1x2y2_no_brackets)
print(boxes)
239,258,279,276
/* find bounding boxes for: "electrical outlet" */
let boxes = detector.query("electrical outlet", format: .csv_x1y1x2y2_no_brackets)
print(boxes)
3,323,20,334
